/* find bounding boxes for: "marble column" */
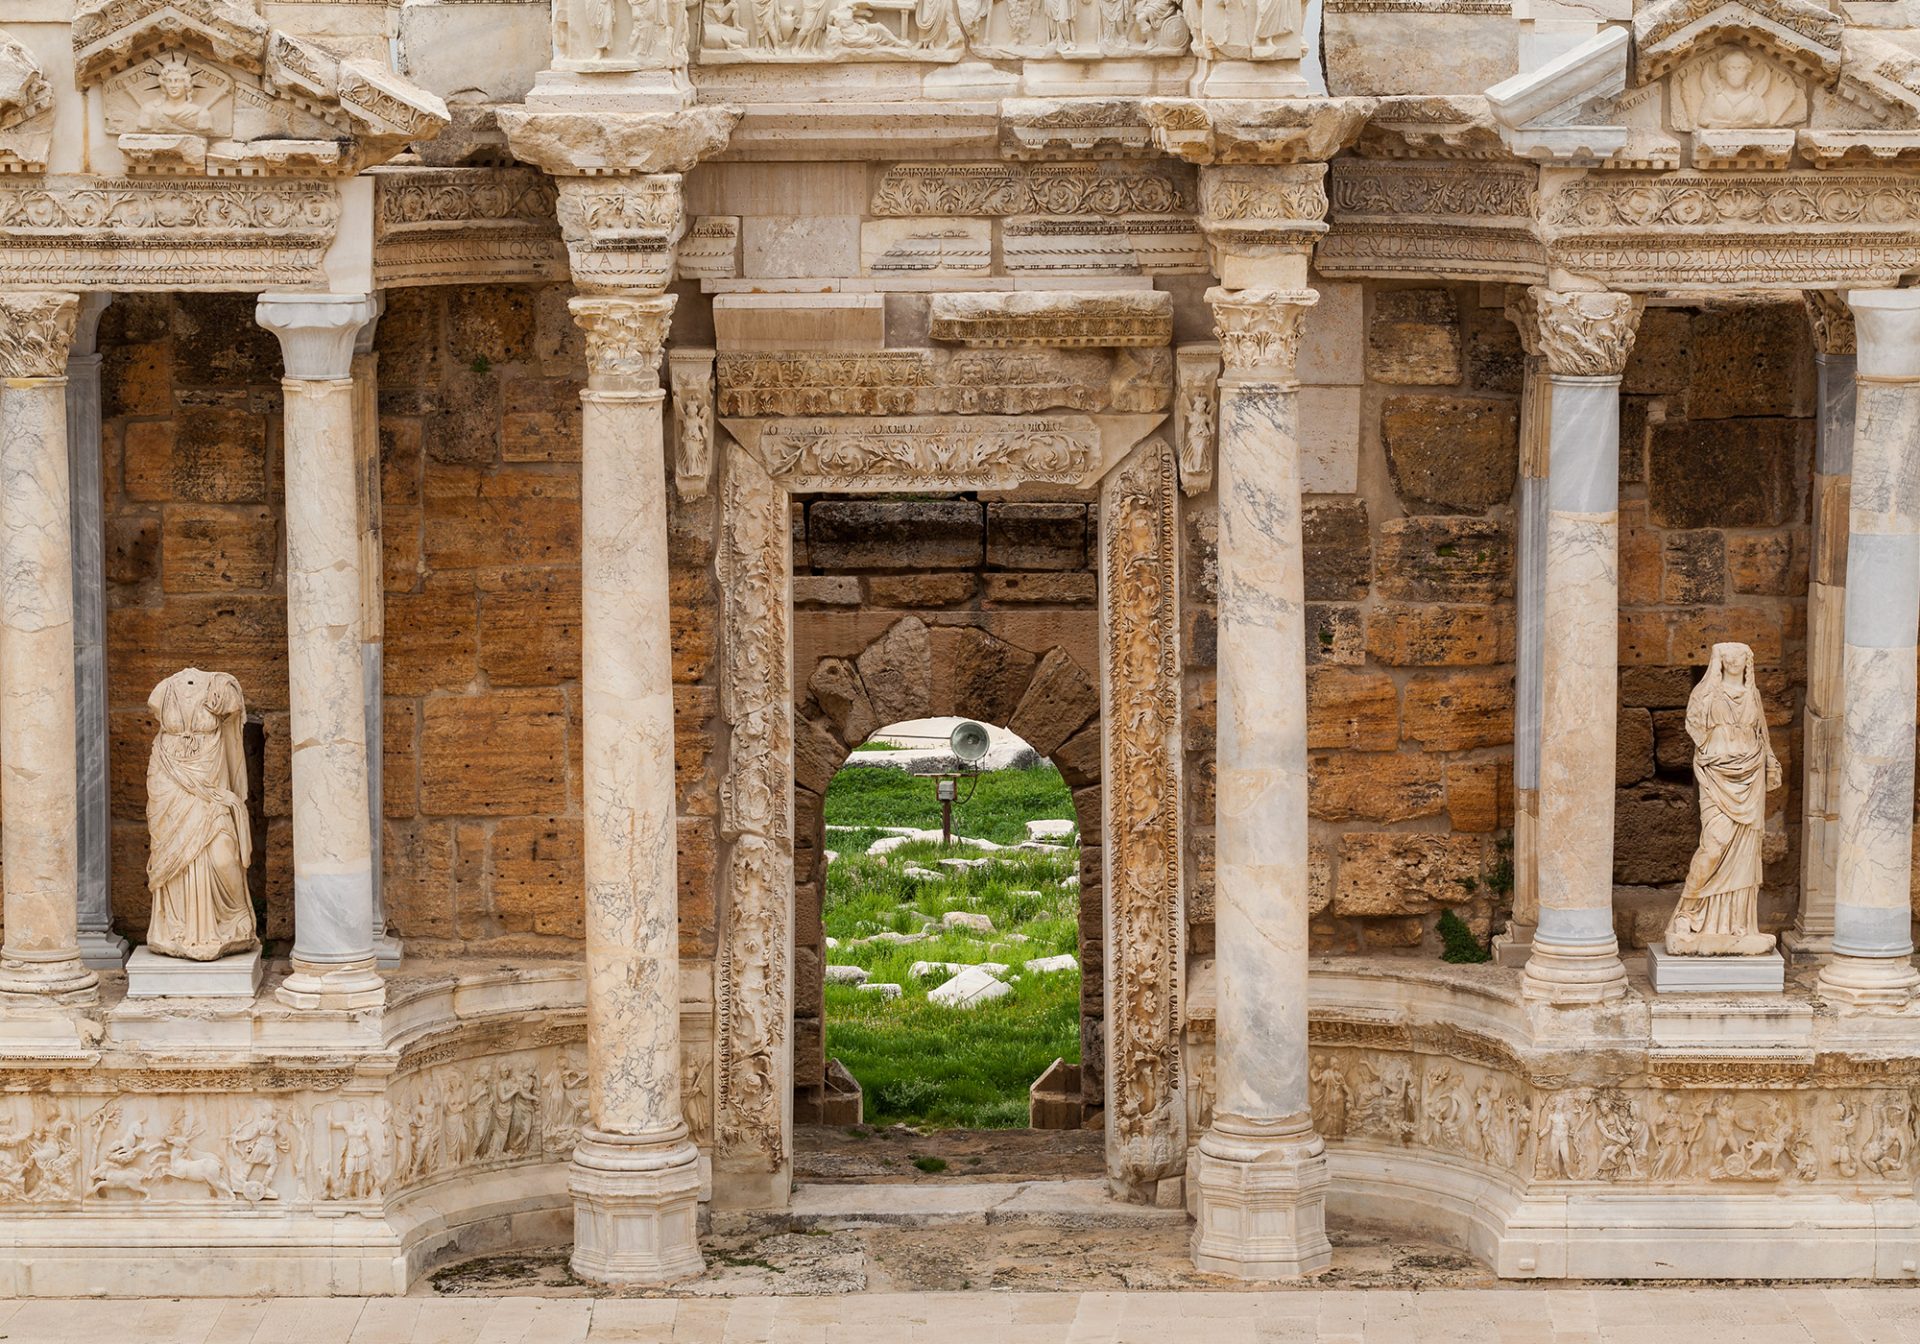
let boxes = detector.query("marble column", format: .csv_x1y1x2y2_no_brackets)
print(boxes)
1816,289,1920,1007
566,294,702,1286
1791,292,1856,956
1191,285,1329,1281
1494,299,1548,967
1519,287,1641,1007
0,292,97,1002
256,293,385,1012
66,295,128,969
350,306,399,969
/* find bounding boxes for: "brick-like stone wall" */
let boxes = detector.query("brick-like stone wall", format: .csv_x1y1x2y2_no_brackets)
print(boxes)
789,496,1104,1118
97,285,723,960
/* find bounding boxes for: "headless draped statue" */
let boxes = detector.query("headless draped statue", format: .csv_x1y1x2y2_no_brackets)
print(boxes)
145,668,257,961
1664,643,1780,956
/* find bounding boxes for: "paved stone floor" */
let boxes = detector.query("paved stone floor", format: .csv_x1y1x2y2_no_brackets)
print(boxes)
4,1287,1920,1342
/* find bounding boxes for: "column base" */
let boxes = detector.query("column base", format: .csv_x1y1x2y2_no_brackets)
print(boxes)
275,956,385,1011
76,929,129,970
0,954,99,1003
1782,925,1834,958
569,1128,704,1286
373,933,403,971
1190,1117,1331,1281
1491,921,1535,969
1816,953,1920,1009
1520,940,1627,1005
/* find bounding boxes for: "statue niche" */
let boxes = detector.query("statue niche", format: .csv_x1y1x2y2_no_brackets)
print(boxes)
1663,642,1781,957
143,668,257,962
1670,46,1807,131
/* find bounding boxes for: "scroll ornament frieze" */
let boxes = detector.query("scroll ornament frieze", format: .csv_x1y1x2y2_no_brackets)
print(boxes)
1529,287,1642,377
739,414,1101,491
870,161,1196,220
692,0,1202,63
716,348,1172,417
372,168,566,289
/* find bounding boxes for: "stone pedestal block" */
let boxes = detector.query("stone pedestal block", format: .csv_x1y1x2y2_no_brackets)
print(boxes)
1646,944,1785,994
568,1130,704,1286
125,947,264,999
1190,1125,1332,1280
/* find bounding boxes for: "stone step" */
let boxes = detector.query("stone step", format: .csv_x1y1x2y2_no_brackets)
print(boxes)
773,1179,1186,1230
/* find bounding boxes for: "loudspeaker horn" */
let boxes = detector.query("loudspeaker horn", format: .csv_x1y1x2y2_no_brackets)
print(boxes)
949,720,991,765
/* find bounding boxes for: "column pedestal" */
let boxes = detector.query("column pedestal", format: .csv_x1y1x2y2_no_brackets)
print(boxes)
1190,1118,1330,1279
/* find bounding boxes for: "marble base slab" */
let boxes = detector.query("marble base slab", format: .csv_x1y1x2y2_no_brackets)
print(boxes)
76,928,130,969
126,946,263,998
1647,943,1785,994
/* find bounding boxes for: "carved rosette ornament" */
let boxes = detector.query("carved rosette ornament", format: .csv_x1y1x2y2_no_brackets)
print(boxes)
570,295,675,394
1207,287,1317,377
0,292,79,379
1805,290,1857,355
1528,287,1644,377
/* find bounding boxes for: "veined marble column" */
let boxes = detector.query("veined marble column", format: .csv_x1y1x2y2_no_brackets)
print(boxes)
67,295,128,969
256,293,385,1012
1494,299,1548,967
0,292,97,1002
1791,293,1856,956
1519,287,1641,1006
1191,285,1329,1281
566,294,702,1286
1817,290,1920,1007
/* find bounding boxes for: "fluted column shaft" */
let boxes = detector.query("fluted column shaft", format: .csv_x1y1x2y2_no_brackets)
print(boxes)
566,293,702,1286
1818,290,1920,1007
1518,288,1641,1006
256,293,384,1012
1793,293,1856,955
0,293,96,1001
1191,284,1330,1280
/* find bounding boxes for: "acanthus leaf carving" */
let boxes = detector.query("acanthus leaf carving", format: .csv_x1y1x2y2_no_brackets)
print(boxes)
570,293,675,392
1206,286,1316,375
1529,286,1642,376
0,291,78,378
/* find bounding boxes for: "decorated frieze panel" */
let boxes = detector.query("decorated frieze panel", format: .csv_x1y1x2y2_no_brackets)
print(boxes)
871,161,1197,219
1537,170,1920,289
1100,438,1186,1190
372,167,566,289
928,289,1174,349
716,347,1172,417
691,0,1193,62
682,216,741,280
554,0,689,71
1318,158,1544,283
554,174,686,296
0,176,339,290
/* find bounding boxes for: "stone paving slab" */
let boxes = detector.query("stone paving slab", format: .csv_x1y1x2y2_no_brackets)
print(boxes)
2,1289,1920,1343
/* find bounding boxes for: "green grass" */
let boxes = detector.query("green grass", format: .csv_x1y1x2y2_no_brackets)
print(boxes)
823,763,1082,1129
823,763,1078,847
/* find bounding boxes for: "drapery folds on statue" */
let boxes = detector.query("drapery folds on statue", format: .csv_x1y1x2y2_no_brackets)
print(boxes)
143,669,256,962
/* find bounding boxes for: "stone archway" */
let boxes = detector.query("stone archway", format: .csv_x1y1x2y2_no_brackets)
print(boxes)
791,615,1107,1131
709,432,1187,1209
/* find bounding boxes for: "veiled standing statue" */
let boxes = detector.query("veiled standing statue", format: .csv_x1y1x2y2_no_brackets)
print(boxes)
144,668,257,961
1664,643,1780,956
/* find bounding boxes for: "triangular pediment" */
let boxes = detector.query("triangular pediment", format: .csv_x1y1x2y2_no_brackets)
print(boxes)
1633,0,1842,85
72,0,447,176
1488,29,1659,164
0,29,53,170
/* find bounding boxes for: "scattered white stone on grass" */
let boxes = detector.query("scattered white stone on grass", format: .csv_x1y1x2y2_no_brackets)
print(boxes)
825,965,870,985
901,866,945,881
927,964,1012,1008
938,857,991,872
943,910,995,933
1058,877,1077,889
1025,954,1078,974
1026,819,1076,842
1016,841,1068,852
869,931,927,945
910,960,1009,979
868,835,912,857
1010,889,1042,898
856,982,902,1000
825,850,839,866
825,936,839,949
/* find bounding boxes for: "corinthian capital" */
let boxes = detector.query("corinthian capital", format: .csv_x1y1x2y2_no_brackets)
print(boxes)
555,175,686,295
1528,288,1643,378
0,292,78,379
1804,291,1856,357
571,294,676,393
1205,286,1318,377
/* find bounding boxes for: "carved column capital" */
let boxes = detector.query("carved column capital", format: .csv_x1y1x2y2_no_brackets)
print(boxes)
555,174,687,295
571,294,676,393
1528,287,1643,378
0,292,79,379
256,293,378,381
1196,164,1328,287
1503,285,1542,359
1804,290,1857,357
1205,286,1318,379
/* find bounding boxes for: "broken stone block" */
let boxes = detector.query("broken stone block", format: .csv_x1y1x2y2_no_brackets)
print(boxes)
943,910,995,932
928,964,1012,1008
1025,954,1078,974
856,982,902,1000
825,964,870,985
1026,819,1075,842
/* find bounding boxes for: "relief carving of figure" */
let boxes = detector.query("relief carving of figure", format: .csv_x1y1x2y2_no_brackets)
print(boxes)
87,1112,161,1199
1673,47,1806,131
228,1103,287,1204
159,1114,237,1199
1664,643,1779,956
1309,1057,1350,1139
1650,1092,1706,1182
329,1105,381,1201
25,1119,76,1201
1247,0,1298,55
135,54,213,136
0,1127,30,1201
144,668,256,962
1862,1096,1912,1178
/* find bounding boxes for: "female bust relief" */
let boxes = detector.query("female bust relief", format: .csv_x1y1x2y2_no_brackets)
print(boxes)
145,668,256,961
1664,642,1781,956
